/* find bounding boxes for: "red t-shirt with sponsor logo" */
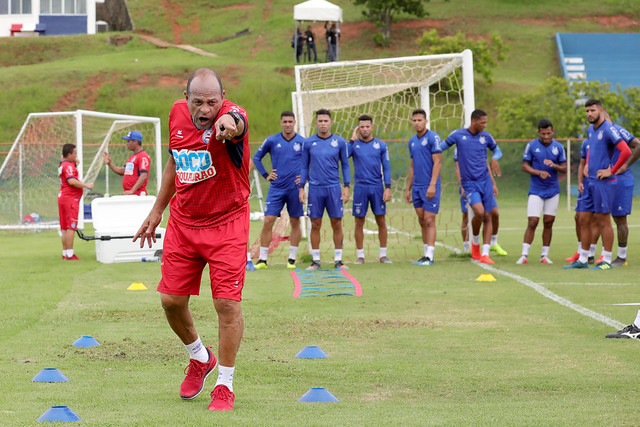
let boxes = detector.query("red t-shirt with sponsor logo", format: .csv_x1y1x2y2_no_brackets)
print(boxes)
122,149,150,195
58,160,83,199
168,99,250,228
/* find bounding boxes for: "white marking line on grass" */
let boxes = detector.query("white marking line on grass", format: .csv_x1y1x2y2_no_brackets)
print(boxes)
539,282,639,286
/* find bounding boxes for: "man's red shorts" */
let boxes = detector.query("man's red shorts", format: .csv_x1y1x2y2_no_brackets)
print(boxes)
158,207,249,301
58,196,79,231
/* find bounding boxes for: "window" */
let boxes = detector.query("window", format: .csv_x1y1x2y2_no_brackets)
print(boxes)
40,0,86,15
0,0,31,14
0,0,8,15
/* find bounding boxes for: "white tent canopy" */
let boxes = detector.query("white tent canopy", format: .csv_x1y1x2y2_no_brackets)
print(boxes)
293,0,343,22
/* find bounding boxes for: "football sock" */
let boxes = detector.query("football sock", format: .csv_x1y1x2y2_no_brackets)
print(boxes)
482,244,490,257
246,252,251,262
521,243,530,256
423,244,429,258
259,246,269,261
215,365,235,393
490,234,498,246
618,246,627,259
357,248,365,259
578,249,588,264
289,246,298,261
541,246,549,257
311,249,320,262
334,249,343,262
472,235,480,246
602,250,612,264
589,244,597,258
633,309,640,328
426,246,435,260
185,337,209,363
67,249,74,257
462,241,471,253
379,247,387,258
576,242,582,252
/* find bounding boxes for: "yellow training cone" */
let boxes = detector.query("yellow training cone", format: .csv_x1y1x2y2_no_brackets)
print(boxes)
476,273,496,282
128,282,148,290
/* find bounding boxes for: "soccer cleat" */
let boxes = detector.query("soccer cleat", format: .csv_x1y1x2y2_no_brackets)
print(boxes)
611,256,628,267
417,257,434,266
587,256,595,265
590,261,612,270
490,243,507,256
562,260,589,269
471,244,481,260
540,256,553,264
180,347,217,400
516,255,528,264
254,260,268,270
379,256,393,264
306,261,321,271
334,260,348,270
605,323,640,339
245,260,256,271
287,259,297,269
208,384,235,411
61,255,67,260
67,254,81,261
479,255,494,264
596,254,604,264
354,257,365,264
565,252,580,262
412,256,427,265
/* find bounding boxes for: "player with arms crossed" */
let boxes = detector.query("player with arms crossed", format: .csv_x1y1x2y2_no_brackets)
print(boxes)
103,130,150,195
404,108,442,266
563,99,631,270
516,119,567,264
299,108,351,270
58,143,93,260
134,68,249,411
252,111,305,269
348,114,393,264
441,109,502,264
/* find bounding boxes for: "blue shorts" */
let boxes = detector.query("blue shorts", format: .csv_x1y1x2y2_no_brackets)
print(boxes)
612,177,634,217
583,179,617,214
412,185,441,214
575,179,591,212
264,187,304,218
459,189,467,214
462,177,496,212
352,185,386,217
307,185,344,219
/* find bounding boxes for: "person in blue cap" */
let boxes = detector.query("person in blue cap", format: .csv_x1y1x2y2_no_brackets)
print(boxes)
103,130,150,195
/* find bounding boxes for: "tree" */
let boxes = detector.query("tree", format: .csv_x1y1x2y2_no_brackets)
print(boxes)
354,0,428,46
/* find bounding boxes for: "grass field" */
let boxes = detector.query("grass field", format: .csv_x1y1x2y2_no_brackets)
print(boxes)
2,199,640,425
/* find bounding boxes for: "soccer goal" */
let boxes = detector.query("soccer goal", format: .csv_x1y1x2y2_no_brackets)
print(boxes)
282,51,476,262
0,110,162,231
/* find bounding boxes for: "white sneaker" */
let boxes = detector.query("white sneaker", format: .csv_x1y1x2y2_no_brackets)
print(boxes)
540,256,553,264
516,255,528,264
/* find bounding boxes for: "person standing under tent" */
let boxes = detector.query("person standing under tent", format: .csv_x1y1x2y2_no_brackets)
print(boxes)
305,25,318,63
103,130,150,195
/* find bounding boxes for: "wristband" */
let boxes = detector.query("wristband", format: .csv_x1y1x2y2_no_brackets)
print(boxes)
226,111,241,126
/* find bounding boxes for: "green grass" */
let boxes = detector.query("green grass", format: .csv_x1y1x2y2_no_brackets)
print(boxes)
2,201,640,424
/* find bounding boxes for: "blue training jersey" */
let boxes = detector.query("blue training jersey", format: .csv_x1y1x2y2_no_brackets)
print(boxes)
611,124,635,180
580,139,591,186
408,130,442,187
347,137,391,188
522,138,566,199
586,121,623,181
253,132,305,190
300,133,350,187
442,128,498,183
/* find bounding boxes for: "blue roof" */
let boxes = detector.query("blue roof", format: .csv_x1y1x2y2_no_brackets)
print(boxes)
556,33,640,90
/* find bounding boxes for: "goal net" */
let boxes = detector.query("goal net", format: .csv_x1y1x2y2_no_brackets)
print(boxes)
254,51,475,263
0,110,162,231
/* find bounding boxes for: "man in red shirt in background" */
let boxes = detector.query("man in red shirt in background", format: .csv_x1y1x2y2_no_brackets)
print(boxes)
58,143,93,260
103,130,150,195
134,68,249,411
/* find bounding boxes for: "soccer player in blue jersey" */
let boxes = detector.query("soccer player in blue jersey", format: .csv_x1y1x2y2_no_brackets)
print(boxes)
441,109,502,264
348,115,393,264
299,108,351,270
252,111,305,269
405,109,442,266
566,139,591,264
563,99,631,270
516,119,567,265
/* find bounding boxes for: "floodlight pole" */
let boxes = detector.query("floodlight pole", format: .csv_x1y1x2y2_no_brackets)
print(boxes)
461,49,475,127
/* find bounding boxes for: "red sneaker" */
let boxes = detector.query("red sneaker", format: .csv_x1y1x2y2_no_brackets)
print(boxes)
180,347,217,400
67,254,81,261
62,255,68,260
209,384,235,411
471,244,481,260
596,254,604,264
479,255,495,264
565,252,579,262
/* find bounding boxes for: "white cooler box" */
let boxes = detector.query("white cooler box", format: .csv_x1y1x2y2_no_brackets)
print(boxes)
91,195,165,263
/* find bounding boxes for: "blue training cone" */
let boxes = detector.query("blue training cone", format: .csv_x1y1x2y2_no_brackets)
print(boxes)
32,368,69,383
72,336,100,348
298,387,339,402
295,346,328,359
37,406,82,422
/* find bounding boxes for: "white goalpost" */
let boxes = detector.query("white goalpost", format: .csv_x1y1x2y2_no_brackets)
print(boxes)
0,110,162,231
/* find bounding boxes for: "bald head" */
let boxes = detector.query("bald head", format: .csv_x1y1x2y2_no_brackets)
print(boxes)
186,68,223,96
184,68,226,130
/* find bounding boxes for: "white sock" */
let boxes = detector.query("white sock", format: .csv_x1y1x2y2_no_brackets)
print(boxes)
334,249,343,262
618,246,627,259
423,244,429,257
633,309,640,328
462,241,471,253
541,246,549,257
259,246,269,261
482,244,490,257
67,249,74,257
472,235,480,245
576,242,582,252
602,250,612,264
578,249,588,264
357,248,365,259
62,250,66,257
185,337,209,363
490,234,498,246
379,247,387,258
246,252,251,262
426,246,435,260
312,249,321,262
589,244,597,257
289,246,298,260
522,243,530,257
215,365,235,393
